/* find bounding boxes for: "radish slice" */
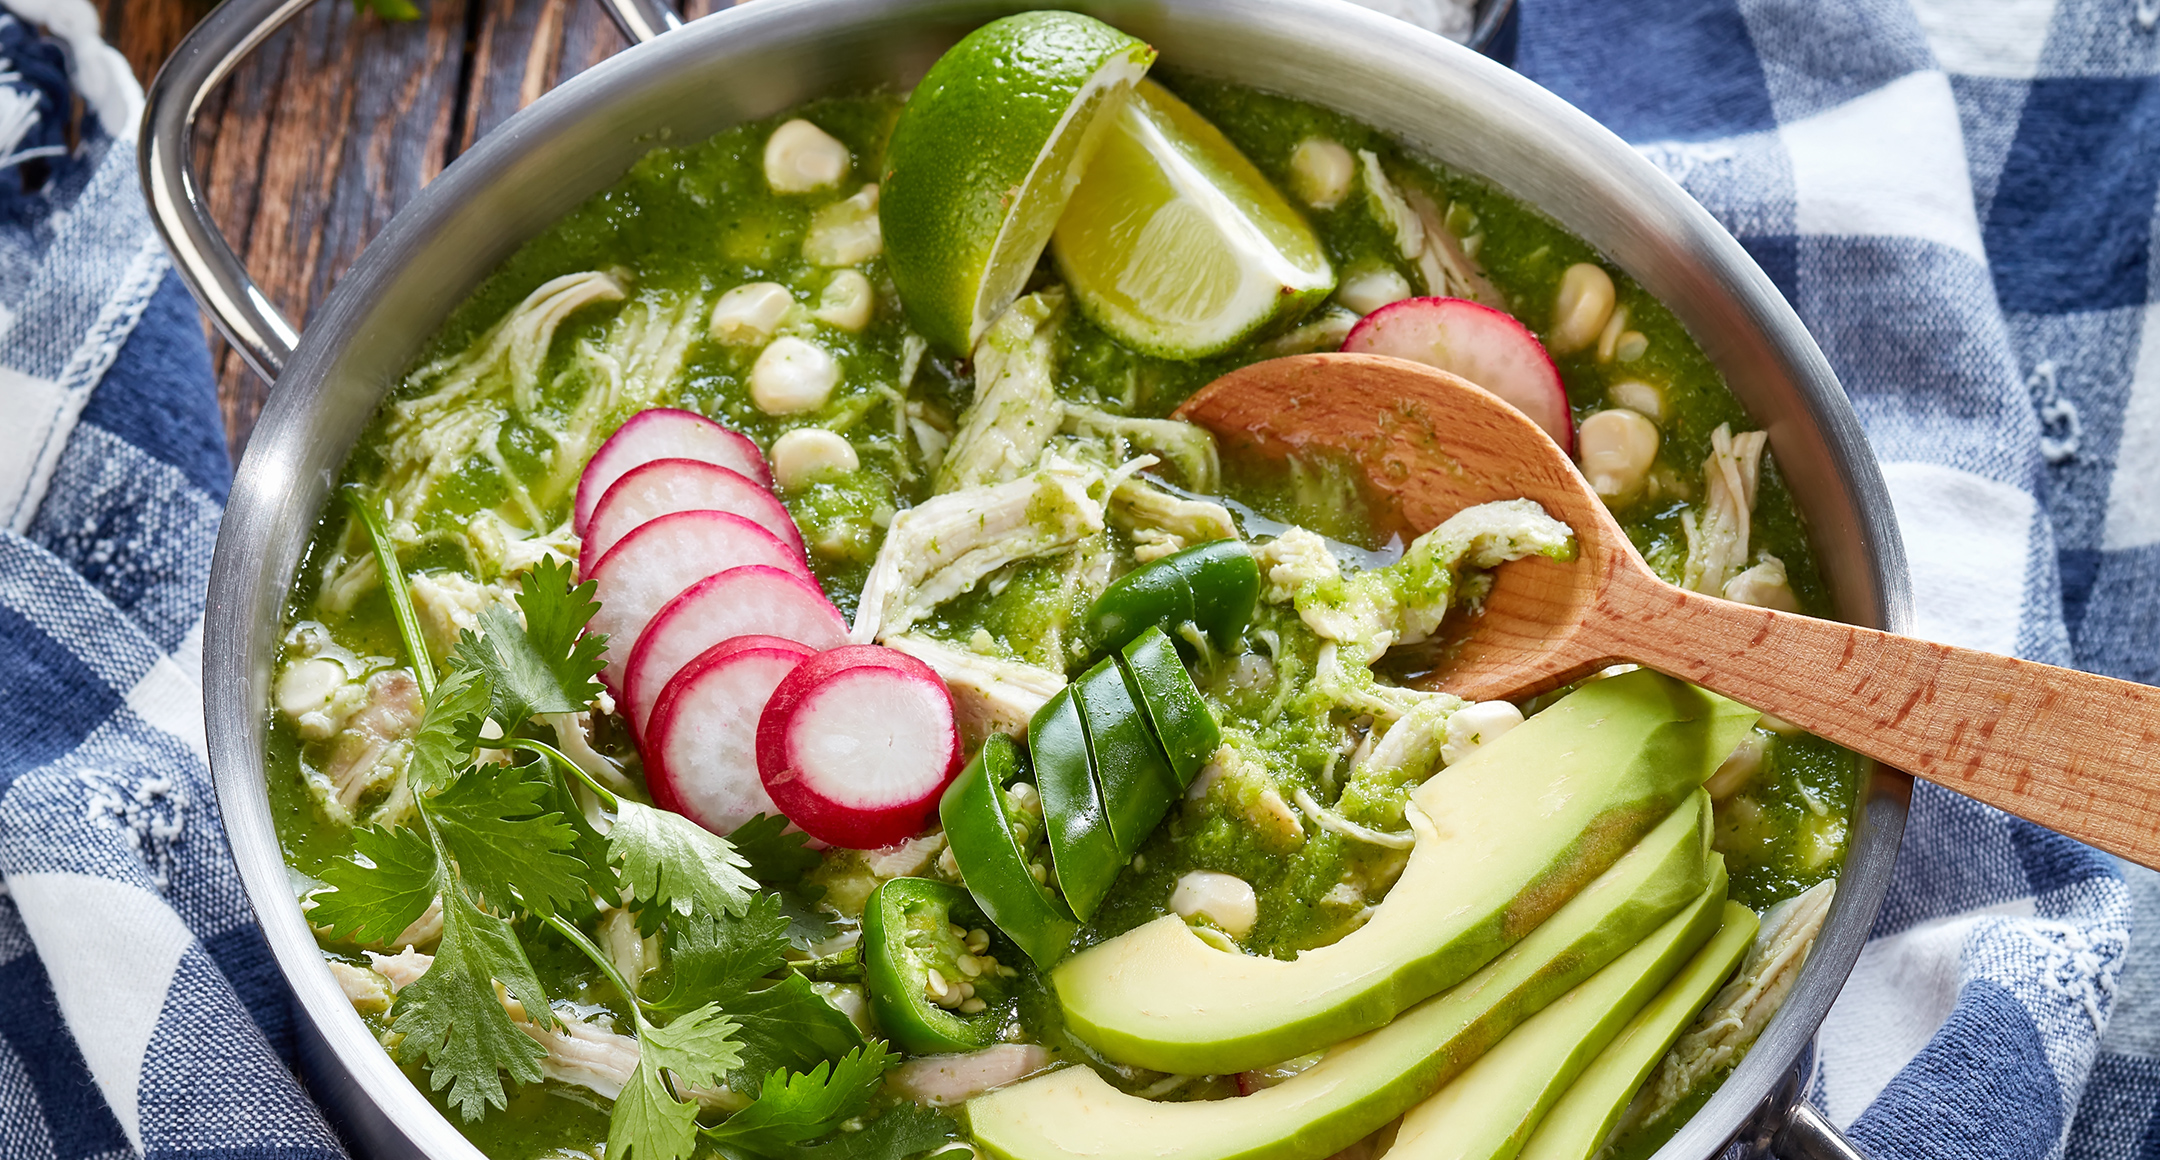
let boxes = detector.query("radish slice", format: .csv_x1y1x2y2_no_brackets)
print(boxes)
646,635,816,835
583,458,807,571
1341,297,1575,453
575,408,770,533
624,565,850,737
757,646,963,849
588,510,812,695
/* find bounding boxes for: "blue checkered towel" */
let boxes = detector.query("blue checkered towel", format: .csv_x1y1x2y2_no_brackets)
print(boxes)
0,0,2151,1157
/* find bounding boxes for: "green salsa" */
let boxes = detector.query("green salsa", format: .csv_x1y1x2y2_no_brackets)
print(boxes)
269,68,1858,1160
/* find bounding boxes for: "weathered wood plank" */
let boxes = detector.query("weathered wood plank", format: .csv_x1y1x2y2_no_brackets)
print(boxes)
103,0,741,454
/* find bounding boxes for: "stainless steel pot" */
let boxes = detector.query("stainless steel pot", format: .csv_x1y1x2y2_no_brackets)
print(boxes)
145,1,1911,1157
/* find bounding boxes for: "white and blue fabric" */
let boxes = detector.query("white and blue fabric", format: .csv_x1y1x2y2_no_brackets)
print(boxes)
0,0,2152,1157
1519,0,2157,1156
0,2,341,1158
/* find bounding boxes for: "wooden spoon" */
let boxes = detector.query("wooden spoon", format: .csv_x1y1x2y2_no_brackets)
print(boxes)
1176,352,2160,869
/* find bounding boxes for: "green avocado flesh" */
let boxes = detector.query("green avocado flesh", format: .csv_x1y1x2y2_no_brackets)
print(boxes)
1051,670,1760,1074
1515,902,1759,1160
966,791,1716,1160
1384,865,1732,1160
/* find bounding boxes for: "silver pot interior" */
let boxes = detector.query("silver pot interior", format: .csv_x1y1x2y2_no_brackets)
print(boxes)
202,1,1914,1156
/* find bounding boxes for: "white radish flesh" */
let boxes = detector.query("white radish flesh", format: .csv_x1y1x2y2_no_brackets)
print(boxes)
646,636,816,835
574,409,769,533
624,565,850,736
1341,296,1575,453
582,458,807,567
757,646,962,849
587,511,811,695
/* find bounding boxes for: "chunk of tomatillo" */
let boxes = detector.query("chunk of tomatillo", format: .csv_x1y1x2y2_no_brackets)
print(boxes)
1120,626,1221,788
1077,539,1260,666
862,877,1023,1054
939,735,1080,967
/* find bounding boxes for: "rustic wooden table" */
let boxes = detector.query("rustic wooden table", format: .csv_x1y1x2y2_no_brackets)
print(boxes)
106,0,730,456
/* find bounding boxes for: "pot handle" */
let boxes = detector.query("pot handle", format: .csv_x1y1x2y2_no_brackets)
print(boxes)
142,0,685,384
139,0,312,383
1775,1101,1872,1160
596,0,685,44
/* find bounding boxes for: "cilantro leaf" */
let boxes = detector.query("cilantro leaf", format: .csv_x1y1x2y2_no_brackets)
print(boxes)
649,899,794,1020
607,1052,702,1160
614,799,756,918
771,889,838,951
311,823,439,946
607,1004,744,1160
452,558,606,731
719,816,832,947
429,762,592,918
390,889,551,1120
643,1002,747,1089
728,814,823,885
778,1104,968,1160
407,666,490,796
701,1045,896,1154
724,975,866,1091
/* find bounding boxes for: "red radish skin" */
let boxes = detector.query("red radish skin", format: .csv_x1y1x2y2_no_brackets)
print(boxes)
574,408,769,533
1341,297,1575,453
587,510,811,695
646,636,816,835
583,458,808,569
623,565,850,737
757,646,963,849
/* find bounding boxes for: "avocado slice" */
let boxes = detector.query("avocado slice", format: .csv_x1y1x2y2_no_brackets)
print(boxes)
966,791,1716,1160
1384,867,1734,1160
1053,671,1758,1073
1514,902,1758,1160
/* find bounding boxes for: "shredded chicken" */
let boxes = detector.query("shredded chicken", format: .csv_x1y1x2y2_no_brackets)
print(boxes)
937,290,1067,493
328,961,393,1015
887,1044,1052,1106
320,271,704,607
1404,187,1502,306
1623,879,1837,1132
312,670,422,827
1292,499,1573,665
1359,152,1500,307
864,833,950,880
883,632,1067,743
1254,527,1342,603
1063,406,1222,493
1111,477,1239,563
1724,553,1801,612
410,570,517,659
1682,424,1769,596
851,457,1106,644
360,948,742,1110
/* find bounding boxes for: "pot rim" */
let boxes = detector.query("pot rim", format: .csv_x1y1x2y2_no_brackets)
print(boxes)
195,3,1912,1157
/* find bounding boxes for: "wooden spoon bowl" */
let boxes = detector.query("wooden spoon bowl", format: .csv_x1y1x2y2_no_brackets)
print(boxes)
1178,352,2160,869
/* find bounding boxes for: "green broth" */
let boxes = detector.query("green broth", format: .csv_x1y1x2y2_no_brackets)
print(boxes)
268,74,1859,1158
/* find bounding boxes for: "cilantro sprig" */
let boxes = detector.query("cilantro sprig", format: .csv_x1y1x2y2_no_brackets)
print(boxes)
321,490,932,1159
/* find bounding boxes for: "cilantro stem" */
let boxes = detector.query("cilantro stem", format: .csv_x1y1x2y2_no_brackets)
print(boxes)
542,911,646,1018
508,738,621,812
343,488,438,699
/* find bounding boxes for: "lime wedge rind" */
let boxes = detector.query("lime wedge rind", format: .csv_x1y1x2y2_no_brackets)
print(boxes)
972,46,1155,351
881,12,1157,356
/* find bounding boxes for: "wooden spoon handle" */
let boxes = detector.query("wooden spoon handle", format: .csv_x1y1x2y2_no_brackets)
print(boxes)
1589,566,2160,867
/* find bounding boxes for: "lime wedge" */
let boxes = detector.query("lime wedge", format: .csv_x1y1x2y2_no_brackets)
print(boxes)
1050,80,1336,360
881,11,1157,355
